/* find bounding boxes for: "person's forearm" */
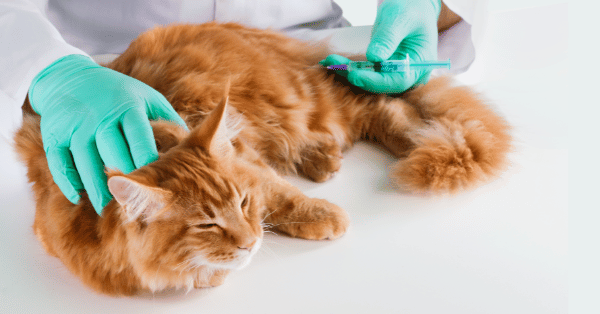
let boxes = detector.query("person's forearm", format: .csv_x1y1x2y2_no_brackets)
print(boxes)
437,1,462,32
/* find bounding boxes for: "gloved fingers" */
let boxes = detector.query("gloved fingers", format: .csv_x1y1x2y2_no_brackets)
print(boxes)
45,146,84,204
415,70,432,86
122,107,159,169
367,1,413,62
96,122,136,174
70,138,113,214
145,91,188,129
347,70,417,94
318,54,351,78
393,32,438,61
390,44,435,86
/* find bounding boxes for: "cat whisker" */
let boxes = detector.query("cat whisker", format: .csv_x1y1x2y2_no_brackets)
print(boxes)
263,229,278,235
261,238,288,247
263,221,317,228
259,242,282,262
260,207,280,225
260,222,275,229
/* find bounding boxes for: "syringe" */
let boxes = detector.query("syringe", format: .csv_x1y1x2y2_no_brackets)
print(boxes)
326,54,451,73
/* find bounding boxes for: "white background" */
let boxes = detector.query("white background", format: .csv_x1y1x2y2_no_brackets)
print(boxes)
1,1,571,313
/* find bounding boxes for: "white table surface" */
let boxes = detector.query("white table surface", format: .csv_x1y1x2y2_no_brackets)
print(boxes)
0,4,568,314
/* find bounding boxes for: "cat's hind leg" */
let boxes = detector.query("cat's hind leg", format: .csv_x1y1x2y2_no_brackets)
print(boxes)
296,139,343,183
360,96,424,159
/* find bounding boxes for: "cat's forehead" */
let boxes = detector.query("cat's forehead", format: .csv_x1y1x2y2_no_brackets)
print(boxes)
159,162,238,202
194,175,238,208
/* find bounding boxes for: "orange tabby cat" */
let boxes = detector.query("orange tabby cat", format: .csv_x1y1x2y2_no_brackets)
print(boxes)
14,22,510,296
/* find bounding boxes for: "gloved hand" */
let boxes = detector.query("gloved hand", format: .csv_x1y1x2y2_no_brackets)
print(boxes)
320,0,441,94
29,54,187,215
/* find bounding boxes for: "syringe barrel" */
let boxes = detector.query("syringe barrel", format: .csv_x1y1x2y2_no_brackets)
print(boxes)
347,60,409,72
345,58,451,72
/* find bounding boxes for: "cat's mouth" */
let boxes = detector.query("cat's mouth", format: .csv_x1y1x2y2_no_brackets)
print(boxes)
225,236,262,270
190,237,262,271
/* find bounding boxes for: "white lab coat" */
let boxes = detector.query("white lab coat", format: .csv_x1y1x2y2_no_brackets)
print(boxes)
0,0,484,139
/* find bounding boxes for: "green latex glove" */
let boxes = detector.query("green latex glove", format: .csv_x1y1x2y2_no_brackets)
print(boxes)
320,0,441,94
29,54,187,215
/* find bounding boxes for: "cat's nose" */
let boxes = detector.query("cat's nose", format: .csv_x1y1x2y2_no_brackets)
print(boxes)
237,239,257,251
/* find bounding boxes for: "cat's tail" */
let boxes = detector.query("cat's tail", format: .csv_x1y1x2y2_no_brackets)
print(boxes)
393,76,512,193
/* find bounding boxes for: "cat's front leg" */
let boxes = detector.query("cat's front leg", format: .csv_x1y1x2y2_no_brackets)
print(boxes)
241,144,349,240
262,182,349,240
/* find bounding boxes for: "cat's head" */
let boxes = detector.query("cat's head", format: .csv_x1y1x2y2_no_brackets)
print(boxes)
106,86,263,279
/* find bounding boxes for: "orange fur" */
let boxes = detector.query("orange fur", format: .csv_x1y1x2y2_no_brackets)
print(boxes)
14,23,510,296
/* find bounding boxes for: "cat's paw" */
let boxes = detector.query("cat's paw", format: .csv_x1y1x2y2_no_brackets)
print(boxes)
298,142,343,183
194,269,229,288
273,198,349,240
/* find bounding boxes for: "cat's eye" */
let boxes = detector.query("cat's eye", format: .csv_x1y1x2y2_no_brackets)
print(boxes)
241,195,249,208
195,223,217,229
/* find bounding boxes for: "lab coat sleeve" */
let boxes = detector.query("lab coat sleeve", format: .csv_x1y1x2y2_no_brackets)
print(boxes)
435,0,488,76
441,0,488,51
0,0,87,140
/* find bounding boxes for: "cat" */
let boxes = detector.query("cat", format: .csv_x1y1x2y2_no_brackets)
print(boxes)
14,22,511,296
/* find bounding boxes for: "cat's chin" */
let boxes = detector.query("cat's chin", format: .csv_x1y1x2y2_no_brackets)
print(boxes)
225,256,253,270
203,253,255,271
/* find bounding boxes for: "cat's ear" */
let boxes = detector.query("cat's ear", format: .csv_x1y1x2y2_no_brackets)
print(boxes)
184,79,234,158
107,175,172,222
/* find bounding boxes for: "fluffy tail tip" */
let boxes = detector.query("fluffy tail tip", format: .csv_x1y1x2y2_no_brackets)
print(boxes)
392,119,510,194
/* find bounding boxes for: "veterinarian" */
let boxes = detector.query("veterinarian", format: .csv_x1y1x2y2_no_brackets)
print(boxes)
0,0,483,214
